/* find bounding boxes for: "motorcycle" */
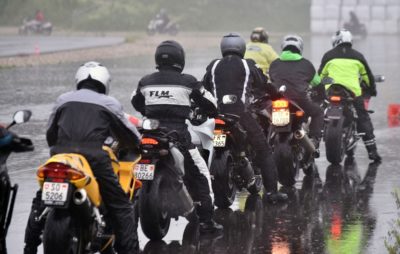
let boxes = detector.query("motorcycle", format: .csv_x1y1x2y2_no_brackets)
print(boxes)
146,18,179,36
0,110,33,254
136,119,194,240
18,18,52,36
36,139,142,253
210,95,263,209
269,86,316,187
322,75,384,164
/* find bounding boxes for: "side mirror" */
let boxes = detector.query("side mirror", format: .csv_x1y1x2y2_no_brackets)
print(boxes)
321,77,334,85
13,110,32,124
222,95,237,105
142,119,160,130
374,75,385,83
278,85,287,93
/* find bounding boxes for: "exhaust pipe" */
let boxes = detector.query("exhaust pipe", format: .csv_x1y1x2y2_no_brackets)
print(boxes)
294,129,315,156
73,189,88,205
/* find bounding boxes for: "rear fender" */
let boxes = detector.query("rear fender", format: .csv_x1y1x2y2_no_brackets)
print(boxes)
325,104,344,121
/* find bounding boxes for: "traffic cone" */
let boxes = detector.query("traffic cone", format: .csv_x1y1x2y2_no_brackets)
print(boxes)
388,104,400,127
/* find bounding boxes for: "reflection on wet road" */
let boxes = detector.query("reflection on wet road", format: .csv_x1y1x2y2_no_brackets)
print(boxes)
1,35,399,254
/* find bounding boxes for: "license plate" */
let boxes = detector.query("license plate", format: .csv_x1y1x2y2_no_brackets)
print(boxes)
42,182,69,206
272,109,290,126
134,164,155,180
213,134,227,147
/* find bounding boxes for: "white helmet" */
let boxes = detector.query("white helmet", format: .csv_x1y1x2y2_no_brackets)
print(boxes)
75,61,111,94
331,29,353,48
281,34,304,54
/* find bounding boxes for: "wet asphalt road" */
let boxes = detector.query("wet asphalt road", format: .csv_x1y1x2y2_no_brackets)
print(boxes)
0,35,124,57
1,34,399,254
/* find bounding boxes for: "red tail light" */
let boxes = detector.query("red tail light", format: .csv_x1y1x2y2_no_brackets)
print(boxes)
272,99,289,109
141,138,159,145
330,96,341,102
37,162,86,181
139,159,152,164
295,111,304,117
215,118,226,125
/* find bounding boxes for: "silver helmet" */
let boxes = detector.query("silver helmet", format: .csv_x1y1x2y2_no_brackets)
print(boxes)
281,34,304,54
220,33,246,57
331,29,353,47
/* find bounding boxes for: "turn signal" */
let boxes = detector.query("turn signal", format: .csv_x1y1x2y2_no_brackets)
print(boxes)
272,99,289,108
330,96,341,102
295,111,304,117
215,118,226,125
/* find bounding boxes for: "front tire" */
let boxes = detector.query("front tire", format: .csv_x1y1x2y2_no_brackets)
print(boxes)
325,118,345,164
43,209,84,254
210,149,237,209
274,134,297,187
139,171,171,240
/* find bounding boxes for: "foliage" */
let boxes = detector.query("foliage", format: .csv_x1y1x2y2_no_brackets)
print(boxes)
385,189,400,254
0,0,310,32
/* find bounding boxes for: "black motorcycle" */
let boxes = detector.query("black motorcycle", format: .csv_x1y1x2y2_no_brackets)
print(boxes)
18,18,52,36
269,86,316,187
210,95,263,209
146,18,179,36
322,75,384,164
0,110,33,254
136,120,194,240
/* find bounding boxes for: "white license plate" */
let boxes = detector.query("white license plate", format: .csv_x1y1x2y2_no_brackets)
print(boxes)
213,134,227,147
134,164,155,180
272,109,290,126
42,182,69,206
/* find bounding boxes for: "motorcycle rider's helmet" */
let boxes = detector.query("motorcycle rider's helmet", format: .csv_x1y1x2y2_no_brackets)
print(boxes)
331,29,353,48
155,40,185,72
250,27,269,43
75,61,111,95
281,34,304,55
220,33,246,58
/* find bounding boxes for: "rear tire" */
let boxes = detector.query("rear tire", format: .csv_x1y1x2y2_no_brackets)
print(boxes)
43,209,84,254
139,172,171,240
325,118,345,164
210,149,237,209
274,135,297,187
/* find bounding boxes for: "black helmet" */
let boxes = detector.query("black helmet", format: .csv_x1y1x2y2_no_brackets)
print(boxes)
220,33,246,58
155,40,185,72
250,27,269,43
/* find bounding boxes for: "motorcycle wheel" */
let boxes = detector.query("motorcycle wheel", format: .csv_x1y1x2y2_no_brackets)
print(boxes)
139,172,171,240
325,118,346,164
43,209,84,254
274,135,297,187
168,25,178,36
147,28,156,36
210,149,237,209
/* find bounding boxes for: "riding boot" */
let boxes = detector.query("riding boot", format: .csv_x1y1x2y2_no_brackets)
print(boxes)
365,142,381,162
310,137,320,158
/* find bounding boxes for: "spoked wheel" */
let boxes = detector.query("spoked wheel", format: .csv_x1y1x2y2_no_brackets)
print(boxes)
210,149,237,209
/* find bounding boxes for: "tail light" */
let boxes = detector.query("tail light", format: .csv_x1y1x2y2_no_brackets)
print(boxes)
141,138,159,145
272,99,289,109
295,111,304,117
215,118,226,125
330,96,341,102
37,162,86,181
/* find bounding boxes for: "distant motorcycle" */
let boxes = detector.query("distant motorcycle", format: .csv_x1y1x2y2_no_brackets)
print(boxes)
18,18,52,36
147,18,179,36
0,110,33,254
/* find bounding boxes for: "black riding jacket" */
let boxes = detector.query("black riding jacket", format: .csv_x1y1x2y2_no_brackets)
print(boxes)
47,88,140,150
202,54,275,114
131,66,217,122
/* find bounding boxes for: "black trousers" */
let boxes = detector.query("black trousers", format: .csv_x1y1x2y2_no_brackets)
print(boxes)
288,95,324,139
353,96,375,142
159,122,214,223
24,146,138,254
236,112,279,193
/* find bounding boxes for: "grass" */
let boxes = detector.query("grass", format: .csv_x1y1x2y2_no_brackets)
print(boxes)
385,189,400,254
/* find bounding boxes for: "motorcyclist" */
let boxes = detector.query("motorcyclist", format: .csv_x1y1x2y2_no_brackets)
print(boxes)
318,29,381,162
0,127,12,148
34,10,44,23
155,8,170,31
244,27,278,76
131,40,223,234
269,34,324,156
23,61,141,254
203,33,287,203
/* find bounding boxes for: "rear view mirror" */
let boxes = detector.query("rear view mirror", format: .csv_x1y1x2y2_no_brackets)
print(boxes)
374,75,385,83
222,95,237,105
142,119,160,130
321,77,334,85
278,85,287,93
13,110,32,124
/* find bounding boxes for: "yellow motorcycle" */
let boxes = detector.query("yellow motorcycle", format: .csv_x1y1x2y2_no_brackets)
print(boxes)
36,144,141,254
